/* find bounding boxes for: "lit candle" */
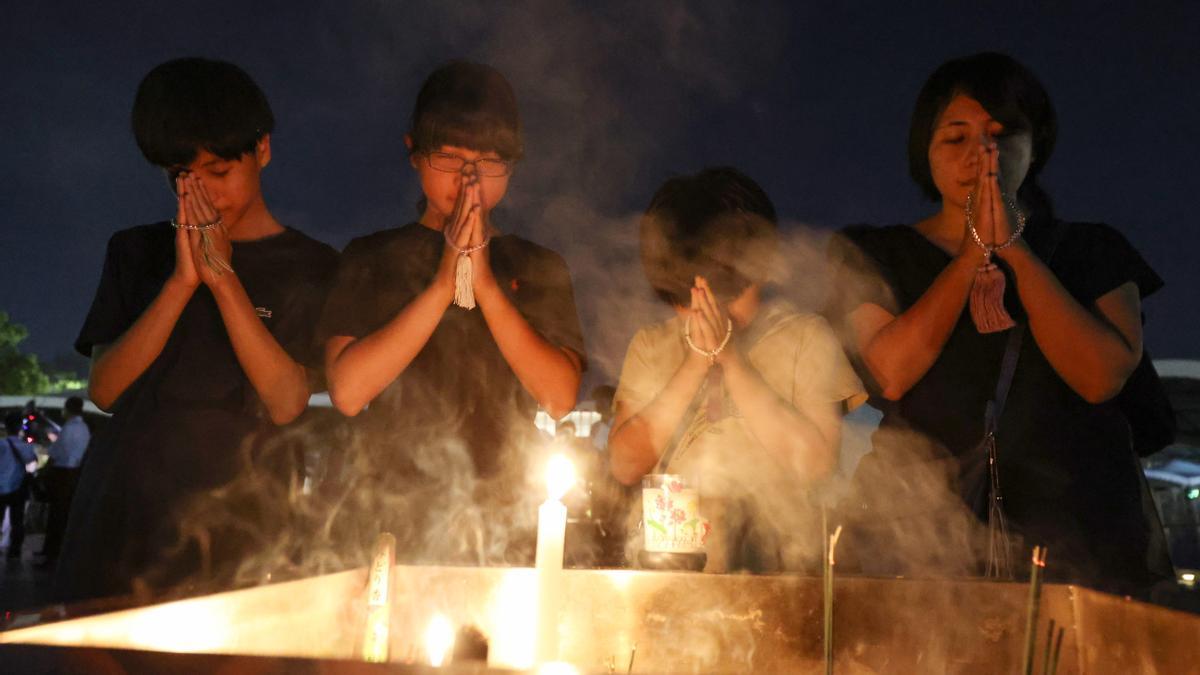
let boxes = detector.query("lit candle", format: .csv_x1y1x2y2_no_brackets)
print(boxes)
535,453,574,663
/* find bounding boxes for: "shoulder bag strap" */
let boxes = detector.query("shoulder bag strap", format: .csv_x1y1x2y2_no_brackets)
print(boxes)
984,324,1025,435
987,219,1068,433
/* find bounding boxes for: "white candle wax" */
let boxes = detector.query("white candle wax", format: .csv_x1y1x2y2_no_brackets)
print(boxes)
536,498,567,571
534,454,573,663
535,497,566,663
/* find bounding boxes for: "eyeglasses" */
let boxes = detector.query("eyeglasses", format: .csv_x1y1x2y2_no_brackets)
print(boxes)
425,151,513,178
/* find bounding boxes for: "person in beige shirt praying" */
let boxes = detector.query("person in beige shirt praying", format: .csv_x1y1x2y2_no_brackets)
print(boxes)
609,167,865,573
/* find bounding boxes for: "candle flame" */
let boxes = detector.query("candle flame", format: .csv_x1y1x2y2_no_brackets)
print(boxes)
545,453,575,502
425,613,455,667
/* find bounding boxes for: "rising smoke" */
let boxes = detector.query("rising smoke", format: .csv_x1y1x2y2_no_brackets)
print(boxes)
143,1,990,613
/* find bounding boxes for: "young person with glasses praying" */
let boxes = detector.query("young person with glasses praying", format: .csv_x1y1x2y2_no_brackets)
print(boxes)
319,61,585,565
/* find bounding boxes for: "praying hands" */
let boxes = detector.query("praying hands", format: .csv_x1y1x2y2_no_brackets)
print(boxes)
685,276,734,367
174,172,234,284
438,168,497,308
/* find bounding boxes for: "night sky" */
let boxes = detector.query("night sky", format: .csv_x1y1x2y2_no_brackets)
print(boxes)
2,1,1197,388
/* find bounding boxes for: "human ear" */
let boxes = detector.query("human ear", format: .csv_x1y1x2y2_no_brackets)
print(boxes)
404,135,418,169
256,134,272,169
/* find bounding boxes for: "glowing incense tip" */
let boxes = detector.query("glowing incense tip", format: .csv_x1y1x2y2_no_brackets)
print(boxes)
828,525,844,566
823,524,843,675
425,613,455,667
545,453,576,501
1032,545,1047,568
361,532,396,663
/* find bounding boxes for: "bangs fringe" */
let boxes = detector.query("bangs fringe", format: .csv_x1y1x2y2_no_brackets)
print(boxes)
411,110,523,161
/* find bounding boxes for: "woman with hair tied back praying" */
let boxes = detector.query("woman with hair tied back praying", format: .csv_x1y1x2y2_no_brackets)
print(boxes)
827,52,1173,595
610,167,866,574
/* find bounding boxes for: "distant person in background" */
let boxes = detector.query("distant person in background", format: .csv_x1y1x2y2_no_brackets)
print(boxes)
36,396,91,567
581,384,630,565
2,412,37,560
56,58,338,604
589,384,616,453
554,419,580,446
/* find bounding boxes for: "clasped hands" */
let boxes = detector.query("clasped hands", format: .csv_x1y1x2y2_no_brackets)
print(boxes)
171,172,234,289
437,167,497,298
959,135,1026,261
684,276,735,368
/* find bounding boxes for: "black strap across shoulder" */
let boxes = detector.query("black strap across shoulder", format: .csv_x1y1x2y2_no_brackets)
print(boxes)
985,324,1025,436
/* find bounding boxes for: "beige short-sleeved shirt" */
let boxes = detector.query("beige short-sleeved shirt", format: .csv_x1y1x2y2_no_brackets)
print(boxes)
615,301,866,571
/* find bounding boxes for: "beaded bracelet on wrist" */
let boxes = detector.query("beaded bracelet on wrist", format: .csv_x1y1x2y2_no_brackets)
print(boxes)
683,315,733,366
965,192,1026,254
171,217,223,232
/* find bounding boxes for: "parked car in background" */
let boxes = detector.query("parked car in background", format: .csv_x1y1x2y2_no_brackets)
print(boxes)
1143,360,1200,582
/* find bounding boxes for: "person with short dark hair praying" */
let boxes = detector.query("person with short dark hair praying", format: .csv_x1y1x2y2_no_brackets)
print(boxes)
56,57,338,604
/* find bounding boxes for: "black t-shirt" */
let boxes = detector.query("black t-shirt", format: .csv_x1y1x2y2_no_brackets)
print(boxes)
829,220,1165,589
57,222,337,602
318,222,586,478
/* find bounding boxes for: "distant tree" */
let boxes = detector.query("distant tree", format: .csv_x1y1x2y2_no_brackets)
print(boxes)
0,311,52,394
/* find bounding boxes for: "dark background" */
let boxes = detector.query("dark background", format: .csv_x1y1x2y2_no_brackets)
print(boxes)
2,1,1197,389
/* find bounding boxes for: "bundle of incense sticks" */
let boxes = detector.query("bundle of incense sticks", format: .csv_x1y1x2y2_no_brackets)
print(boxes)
1020,545,1047,675
362,533,397,663
824,523,843,675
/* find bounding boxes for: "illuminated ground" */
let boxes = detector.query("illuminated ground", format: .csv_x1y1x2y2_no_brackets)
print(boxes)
0,533,54,616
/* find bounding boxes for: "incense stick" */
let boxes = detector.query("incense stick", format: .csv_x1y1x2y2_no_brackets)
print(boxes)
1040,619,1056,675
1020,545,1047,675
824,524,843,675
1048,624,1064,675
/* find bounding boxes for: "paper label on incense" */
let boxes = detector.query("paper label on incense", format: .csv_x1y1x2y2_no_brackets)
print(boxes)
643,476,709,553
